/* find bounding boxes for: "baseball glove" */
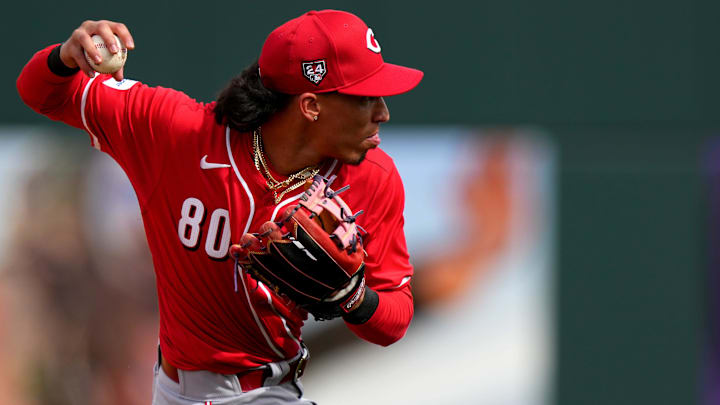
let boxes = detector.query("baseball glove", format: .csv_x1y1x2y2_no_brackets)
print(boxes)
230,175,367,320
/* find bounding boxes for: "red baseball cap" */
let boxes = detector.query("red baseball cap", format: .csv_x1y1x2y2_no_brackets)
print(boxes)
258,10,424,97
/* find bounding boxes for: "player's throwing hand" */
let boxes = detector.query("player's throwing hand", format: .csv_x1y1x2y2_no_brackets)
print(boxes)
59,20,135,81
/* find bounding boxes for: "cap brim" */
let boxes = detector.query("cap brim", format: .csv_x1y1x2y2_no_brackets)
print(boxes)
337,63,424,97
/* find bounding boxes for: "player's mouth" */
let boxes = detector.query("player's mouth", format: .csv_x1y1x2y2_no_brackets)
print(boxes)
364,132,381,147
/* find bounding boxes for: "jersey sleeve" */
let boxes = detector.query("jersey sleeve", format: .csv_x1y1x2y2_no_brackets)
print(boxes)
345,164,415,346
17,44,200,207
361,166,413,290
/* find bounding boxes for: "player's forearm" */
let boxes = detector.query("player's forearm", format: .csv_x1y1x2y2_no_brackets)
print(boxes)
344,284,413,346
16,44,86,128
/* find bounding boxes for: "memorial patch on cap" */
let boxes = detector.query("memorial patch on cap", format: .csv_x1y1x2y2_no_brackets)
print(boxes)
302,60,327,85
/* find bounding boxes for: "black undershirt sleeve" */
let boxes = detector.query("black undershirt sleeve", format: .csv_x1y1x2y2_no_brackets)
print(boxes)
342,288,379,324
47,44,80,77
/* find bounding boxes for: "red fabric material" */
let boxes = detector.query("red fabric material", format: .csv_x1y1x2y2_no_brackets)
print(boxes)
347,285,414,346
259,10,423,96
17,44,415,372
16,45,88,129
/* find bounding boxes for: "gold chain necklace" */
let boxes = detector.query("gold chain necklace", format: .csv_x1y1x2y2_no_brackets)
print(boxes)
253,129,320,204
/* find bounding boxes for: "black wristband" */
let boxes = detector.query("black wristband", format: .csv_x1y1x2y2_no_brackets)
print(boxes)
342,287,379,324
47,44,80,77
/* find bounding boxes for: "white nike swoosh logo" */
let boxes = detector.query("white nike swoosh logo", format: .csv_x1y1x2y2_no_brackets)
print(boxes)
200,155,231,170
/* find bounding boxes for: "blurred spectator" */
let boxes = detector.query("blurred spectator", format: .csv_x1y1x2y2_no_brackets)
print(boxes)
412,134,512,308
0,135,157,405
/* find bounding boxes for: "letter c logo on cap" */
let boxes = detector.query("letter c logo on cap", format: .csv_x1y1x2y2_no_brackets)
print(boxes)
366,28,381,53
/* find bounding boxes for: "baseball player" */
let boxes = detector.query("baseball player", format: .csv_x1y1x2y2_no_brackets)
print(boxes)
17,9,423,405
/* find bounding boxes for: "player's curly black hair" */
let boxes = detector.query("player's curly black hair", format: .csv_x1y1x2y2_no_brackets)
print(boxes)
214,61,292,132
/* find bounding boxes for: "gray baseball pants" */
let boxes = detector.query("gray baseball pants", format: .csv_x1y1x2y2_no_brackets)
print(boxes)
151,362,317,405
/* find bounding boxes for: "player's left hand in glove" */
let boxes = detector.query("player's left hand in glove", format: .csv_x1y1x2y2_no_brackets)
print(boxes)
230,175,367,320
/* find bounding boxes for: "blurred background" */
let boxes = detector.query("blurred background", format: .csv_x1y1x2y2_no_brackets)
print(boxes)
1,0,715,404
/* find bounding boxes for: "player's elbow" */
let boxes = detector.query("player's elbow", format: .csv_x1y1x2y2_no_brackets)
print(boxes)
377,287,414,346
375,306,413,347
16,72,35,111
375,325,409,347
16,70,51,116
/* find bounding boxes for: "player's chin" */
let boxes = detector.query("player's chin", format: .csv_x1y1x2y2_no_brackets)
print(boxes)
342,150,370,166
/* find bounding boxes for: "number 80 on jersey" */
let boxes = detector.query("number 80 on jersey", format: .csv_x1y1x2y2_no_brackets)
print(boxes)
177,197,231,259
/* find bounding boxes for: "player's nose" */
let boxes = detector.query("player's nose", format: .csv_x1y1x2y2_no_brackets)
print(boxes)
373,97,390,123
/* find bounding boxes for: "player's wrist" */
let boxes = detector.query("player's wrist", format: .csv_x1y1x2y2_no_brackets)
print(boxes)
342,287,378,324
47,44,80,76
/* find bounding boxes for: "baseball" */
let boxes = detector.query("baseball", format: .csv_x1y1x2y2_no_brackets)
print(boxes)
85,34,127,74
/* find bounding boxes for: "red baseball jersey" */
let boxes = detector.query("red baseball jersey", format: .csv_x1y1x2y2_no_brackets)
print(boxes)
17,45,414,374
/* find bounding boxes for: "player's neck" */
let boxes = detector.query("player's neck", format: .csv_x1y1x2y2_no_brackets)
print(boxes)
259,116,324,176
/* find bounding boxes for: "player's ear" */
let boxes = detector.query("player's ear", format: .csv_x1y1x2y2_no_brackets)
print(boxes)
298,92,320,123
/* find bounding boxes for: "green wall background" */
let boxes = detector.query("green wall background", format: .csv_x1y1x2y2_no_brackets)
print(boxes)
6,1,716,403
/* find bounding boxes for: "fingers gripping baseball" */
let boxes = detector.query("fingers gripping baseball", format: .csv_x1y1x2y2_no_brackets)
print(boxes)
60,20,135,80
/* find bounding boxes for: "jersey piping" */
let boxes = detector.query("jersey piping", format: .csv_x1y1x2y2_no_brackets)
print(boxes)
225,126,255,235
225,125,285,357
271,194,302,222
80,75,101,150
238,270,284,357
258,282,303,355
394,276,411,289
